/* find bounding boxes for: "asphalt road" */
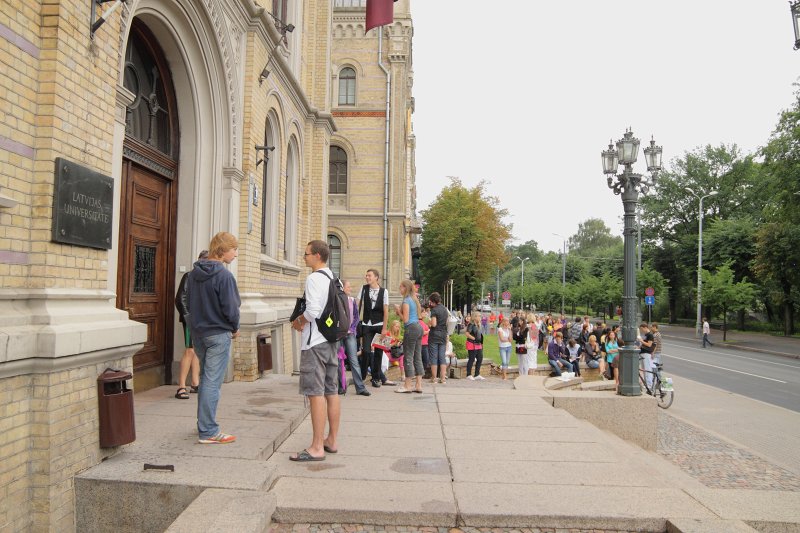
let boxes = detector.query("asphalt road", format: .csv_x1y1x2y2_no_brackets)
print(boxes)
660,337,800,412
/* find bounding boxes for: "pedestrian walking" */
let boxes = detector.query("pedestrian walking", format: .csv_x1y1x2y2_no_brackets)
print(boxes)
702,317,714,348
188,232,240,444
173,249,207,400
289,239,341,461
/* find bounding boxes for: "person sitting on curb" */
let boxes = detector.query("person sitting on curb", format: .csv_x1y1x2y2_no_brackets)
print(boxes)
547,332,573,377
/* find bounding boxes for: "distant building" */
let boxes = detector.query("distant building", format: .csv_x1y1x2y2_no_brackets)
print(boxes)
328,0,420,293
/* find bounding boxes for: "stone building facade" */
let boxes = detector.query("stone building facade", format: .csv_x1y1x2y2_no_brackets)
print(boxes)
0,0,343,530
327,0,418,293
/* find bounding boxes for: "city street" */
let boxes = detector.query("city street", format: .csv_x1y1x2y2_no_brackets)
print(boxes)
660,337,800,412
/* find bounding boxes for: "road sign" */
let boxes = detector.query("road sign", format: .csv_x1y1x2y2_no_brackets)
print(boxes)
644,295,655,306
501,291,511,300
645,287,655,296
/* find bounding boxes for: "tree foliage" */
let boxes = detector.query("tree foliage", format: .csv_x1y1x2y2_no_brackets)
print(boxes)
568,218,621,256
702,264,756,340
419,178,512,307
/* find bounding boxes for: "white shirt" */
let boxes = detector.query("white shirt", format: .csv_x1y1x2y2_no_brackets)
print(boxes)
498,326,512,348
302,267,333,348
360,285,389,326
703,321,711,335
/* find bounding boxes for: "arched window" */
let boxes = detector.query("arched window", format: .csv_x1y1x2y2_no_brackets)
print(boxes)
328,235,342,277
338,67,356,106
329,146,347,194
283,139,298,261
261,119,279,256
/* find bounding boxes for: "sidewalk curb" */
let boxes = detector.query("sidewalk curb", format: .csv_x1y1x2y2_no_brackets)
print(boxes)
661,333,800,360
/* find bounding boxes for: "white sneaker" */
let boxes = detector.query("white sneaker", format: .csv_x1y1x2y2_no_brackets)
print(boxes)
466,375,474,381
476,375,486,380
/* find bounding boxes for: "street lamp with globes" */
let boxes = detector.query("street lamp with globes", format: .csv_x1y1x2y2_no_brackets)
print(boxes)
601,129,662,396
685,188,718,338
791,1,800,50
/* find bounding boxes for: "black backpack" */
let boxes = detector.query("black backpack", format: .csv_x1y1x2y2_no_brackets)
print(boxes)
311,270,350,344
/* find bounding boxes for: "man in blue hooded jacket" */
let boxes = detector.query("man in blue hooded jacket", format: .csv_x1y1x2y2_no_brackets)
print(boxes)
187,231,240,444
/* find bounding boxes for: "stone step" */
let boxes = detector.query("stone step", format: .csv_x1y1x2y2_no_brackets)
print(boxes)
166,489,276,533
75,452,277,533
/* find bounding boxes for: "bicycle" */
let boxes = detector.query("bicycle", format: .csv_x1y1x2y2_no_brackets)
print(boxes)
638,356,674,409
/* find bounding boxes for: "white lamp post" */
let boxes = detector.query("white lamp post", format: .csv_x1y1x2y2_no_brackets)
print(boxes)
685,187,718,338
514,256,530,310
552,233,567,315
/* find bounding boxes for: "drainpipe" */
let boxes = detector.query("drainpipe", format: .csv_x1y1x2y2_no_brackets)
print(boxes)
378,29,391,284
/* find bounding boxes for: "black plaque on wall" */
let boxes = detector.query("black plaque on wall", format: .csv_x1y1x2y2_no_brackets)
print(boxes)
51,158,114,250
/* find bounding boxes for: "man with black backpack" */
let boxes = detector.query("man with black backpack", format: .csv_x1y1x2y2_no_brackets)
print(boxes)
289,239,341,461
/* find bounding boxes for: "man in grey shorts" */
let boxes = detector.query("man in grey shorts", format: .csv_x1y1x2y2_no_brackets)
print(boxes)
289,239,340,461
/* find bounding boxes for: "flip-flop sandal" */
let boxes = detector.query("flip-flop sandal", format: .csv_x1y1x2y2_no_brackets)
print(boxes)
190,385,199,393
174,388,189,399
323,445,338,454
413,389,423,394
289,449,325,462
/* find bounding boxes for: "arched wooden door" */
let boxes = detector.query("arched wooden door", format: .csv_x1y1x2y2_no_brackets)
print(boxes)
117,20,179,389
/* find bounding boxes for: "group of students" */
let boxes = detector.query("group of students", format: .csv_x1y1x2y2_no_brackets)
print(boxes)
336,270,457,396
472,310,664,387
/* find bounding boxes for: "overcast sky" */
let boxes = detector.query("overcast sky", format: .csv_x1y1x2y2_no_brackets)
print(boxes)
411,1,799,254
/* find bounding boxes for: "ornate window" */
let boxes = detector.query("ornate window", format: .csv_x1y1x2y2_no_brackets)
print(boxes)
123,26,174,157
338,67,356,106
328,235,342,277
329,146,347,194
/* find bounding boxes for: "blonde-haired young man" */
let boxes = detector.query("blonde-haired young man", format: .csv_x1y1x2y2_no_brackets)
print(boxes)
188,232,240,444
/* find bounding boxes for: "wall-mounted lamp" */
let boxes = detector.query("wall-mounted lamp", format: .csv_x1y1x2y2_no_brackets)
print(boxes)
255,144,275,168
259,66,270,86
90,0,127,38
265,10,295,34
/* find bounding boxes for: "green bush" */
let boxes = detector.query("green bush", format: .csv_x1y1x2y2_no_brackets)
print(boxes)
450,334,468,359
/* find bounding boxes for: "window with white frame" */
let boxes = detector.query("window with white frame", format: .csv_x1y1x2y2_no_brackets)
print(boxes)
338,67,356,106
283,139,299,261
329,146,347,194
328,235,342,277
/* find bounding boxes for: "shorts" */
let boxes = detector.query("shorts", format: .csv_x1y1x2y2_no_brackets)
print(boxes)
183,323,193,349
428,342,447,366
299,341,338,396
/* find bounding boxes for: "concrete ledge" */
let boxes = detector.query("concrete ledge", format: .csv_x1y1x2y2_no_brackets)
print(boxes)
75,452,277,533
166,489,276,533
271,478,457,526
548,392,657,450
581,379,617,391
544,375,583,390
667,518,758,533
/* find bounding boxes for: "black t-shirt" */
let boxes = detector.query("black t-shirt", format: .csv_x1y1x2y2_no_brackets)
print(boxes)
640,332,655,354
429,304,449,344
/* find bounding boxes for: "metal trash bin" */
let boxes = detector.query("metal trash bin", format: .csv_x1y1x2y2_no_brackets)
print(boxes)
257,334,273,373
97,368,136,447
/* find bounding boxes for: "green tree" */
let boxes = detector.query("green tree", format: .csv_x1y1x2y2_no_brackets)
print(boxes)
752,223,800,336
702,264,756,341
419,178,512,310
568,218,622,255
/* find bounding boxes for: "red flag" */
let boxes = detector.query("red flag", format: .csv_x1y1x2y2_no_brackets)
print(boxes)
365,0,395,32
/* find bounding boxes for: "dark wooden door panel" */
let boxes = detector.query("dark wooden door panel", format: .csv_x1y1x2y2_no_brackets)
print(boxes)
118,162,173,374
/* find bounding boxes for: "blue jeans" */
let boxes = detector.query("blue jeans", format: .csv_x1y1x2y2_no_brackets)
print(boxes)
194,331,232,438
342,335,367,392
428,342,447,366
498,345,512,369
548,358,573,376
